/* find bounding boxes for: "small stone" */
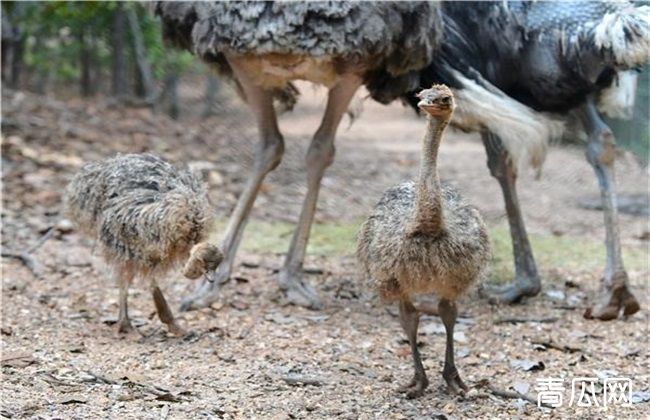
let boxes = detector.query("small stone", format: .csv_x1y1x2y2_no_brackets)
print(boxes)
56,219,75,233
545,290,565,301
209,171,224,186
442,402,456,414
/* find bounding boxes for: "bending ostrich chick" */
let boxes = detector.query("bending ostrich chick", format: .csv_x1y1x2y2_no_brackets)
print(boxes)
357,86,490,398
65,154,223,336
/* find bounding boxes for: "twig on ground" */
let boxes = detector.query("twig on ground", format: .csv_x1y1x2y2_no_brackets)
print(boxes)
554,305,579,311
1,251,42,278
494,316,558,325
41,373,78,388
1,353,35,364
531,338,583,354
84,371,118,385
1,226,56,279
280,375,324,387
477,379,553,409
26,227,56,253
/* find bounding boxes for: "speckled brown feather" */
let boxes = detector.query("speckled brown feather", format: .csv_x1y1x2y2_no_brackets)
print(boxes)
357,86,491,302
64,153,215,280
357,182,490,301
155,1,442,104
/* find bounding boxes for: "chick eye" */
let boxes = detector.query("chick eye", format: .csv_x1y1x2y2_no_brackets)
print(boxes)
441,96,451,104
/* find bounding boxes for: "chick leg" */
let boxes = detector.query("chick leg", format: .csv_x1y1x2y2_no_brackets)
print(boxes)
580,98,640,320
116,272,134,334
397,299,429,398
482,131,541,304
439,298,467,395
180,59,284,311
278,74,362,309
152,281,187,336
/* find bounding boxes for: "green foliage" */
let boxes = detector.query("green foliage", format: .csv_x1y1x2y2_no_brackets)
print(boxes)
134,4,194,78
4,1,196,94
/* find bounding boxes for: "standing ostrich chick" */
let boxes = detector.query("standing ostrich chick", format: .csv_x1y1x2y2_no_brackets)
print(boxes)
65,154,223,336
357,86,490,398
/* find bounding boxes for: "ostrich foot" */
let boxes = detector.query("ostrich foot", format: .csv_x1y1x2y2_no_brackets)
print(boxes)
278,269,323,309
484,276,541,305
443,367,468,396
398,376,429,399
179,266,228,312
166,322,189,337
115,317,143,339
116,317,134,334
584,272,640,320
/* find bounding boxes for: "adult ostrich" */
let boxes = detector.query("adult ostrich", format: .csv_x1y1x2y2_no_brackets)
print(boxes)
155,2,441,310
404,1,648,319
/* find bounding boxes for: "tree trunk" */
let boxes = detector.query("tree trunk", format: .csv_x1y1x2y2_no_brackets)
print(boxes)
30,29,56,95
202,75,220,118
126,6,155,102
11,40,24,88
163,73,180,119
1,11,14,84
79,29,93,97
4,4,25,89
111,3,128,97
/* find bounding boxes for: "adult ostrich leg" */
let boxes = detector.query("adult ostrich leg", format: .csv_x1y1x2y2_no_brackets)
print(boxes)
481,132,540,304
181,62,361,311
180,61,286,311
580,97,640,320
156,2,442,311
279,75,362,307
483,100,642,319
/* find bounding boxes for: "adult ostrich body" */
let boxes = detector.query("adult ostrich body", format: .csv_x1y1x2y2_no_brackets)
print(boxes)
156,2,441,310
405,1,648,319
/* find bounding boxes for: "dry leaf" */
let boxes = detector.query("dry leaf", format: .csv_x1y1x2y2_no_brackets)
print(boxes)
510,359,545,372
58,396,87,405
632,391,650,404
265,312,295,325
122,372,148,385
229,299,250,311
545,290,565,301
511,381,530,395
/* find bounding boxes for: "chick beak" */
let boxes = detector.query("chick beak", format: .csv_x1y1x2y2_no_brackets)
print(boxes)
203,269,217,284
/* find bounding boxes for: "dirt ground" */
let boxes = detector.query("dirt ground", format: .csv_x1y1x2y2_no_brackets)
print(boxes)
1,83,649,419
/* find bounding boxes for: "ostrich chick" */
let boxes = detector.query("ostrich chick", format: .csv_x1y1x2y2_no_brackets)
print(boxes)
65,154,223,336
357,85,491,398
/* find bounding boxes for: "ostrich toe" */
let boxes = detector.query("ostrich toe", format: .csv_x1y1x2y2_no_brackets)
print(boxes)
398,376,429,399
584,281,640,321
116,317,134,334
483,278,541,305
443,366,468,396
278,270,323,309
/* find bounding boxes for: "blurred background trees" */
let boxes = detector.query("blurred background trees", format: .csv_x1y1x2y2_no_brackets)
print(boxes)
1,1,216,119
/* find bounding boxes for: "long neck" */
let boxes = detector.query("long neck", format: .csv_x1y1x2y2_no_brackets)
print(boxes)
412,114,449,235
